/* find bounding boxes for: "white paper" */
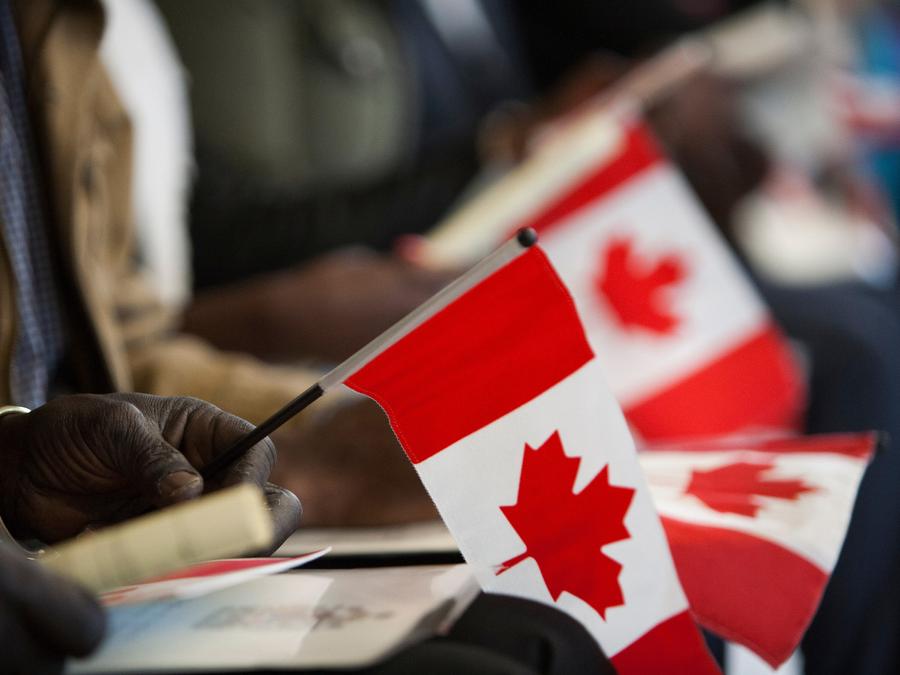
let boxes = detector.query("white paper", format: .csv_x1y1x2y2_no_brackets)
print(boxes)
100,549,330,606
43,484,275,593
275,520,457,557
70,564,478,673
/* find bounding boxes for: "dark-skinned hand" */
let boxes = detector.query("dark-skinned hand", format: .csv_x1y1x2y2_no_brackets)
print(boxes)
183,247,461,363
0,542,105,675
0,393,300,548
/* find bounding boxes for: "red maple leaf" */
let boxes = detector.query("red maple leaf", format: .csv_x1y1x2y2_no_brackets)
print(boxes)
595,237,686,335
497,432,635,619
685,461,816,517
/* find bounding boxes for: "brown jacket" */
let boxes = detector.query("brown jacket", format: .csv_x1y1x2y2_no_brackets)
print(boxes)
4,0,317,424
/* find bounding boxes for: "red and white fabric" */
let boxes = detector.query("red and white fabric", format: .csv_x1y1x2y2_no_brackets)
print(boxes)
516,118,805,442
344,246,719,673
831,69,900,144
640,433,877,667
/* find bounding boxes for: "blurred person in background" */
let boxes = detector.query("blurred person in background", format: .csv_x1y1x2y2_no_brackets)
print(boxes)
155,0,770,366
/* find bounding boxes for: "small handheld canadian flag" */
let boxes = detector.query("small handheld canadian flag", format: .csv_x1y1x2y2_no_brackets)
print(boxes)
205,231,719,672
209,230,720,671
339,234,719,673
425,109,806,443
641,432,877,668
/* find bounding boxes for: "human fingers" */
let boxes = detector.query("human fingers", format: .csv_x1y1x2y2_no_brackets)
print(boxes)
0,545,105,660
262,483,302,552
0,607,66,675
111,401,204,507
108,394,276,495
185,406,276,490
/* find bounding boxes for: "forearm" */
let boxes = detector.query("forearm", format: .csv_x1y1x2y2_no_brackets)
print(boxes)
127,334,327,431
181,274,299,359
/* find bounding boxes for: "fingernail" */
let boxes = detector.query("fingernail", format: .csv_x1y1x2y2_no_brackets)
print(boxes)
160,471,202,500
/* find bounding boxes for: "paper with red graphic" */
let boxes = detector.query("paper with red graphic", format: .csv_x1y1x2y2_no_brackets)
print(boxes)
100,549,329,607
640,433,876,667
426,111,805,442
344,246,719,673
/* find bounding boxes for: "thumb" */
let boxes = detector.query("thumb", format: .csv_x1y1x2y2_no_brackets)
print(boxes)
121,419,204,508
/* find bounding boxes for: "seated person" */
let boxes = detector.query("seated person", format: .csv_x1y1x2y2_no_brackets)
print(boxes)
5,0,430,528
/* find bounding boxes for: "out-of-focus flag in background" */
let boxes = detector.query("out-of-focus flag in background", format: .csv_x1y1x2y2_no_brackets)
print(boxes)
425,110,807,443
345,245,720,674
641,432,877,667
831,70,900,144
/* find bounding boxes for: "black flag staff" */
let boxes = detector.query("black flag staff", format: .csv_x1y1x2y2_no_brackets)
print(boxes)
201,228,539,480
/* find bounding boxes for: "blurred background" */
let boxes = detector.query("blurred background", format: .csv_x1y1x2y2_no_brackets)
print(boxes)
115,0,900,299
98,1,900,674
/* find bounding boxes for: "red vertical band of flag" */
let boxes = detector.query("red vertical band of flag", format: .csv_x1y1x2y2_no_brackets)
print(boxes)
345,247,595,463
661,516,829,668
519,123,662,237
625,325,806,441
610,609,722,675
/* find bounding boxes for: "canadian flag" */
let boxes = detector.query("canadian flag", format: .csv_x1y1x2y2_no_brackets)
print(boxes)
525,120,805,441
426,111,806,442
640,433,877,667
344,244,719,673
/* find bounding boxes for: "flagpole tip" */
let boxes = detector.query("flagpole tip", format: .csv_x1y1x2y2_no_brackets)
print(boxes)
516,228,538,248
